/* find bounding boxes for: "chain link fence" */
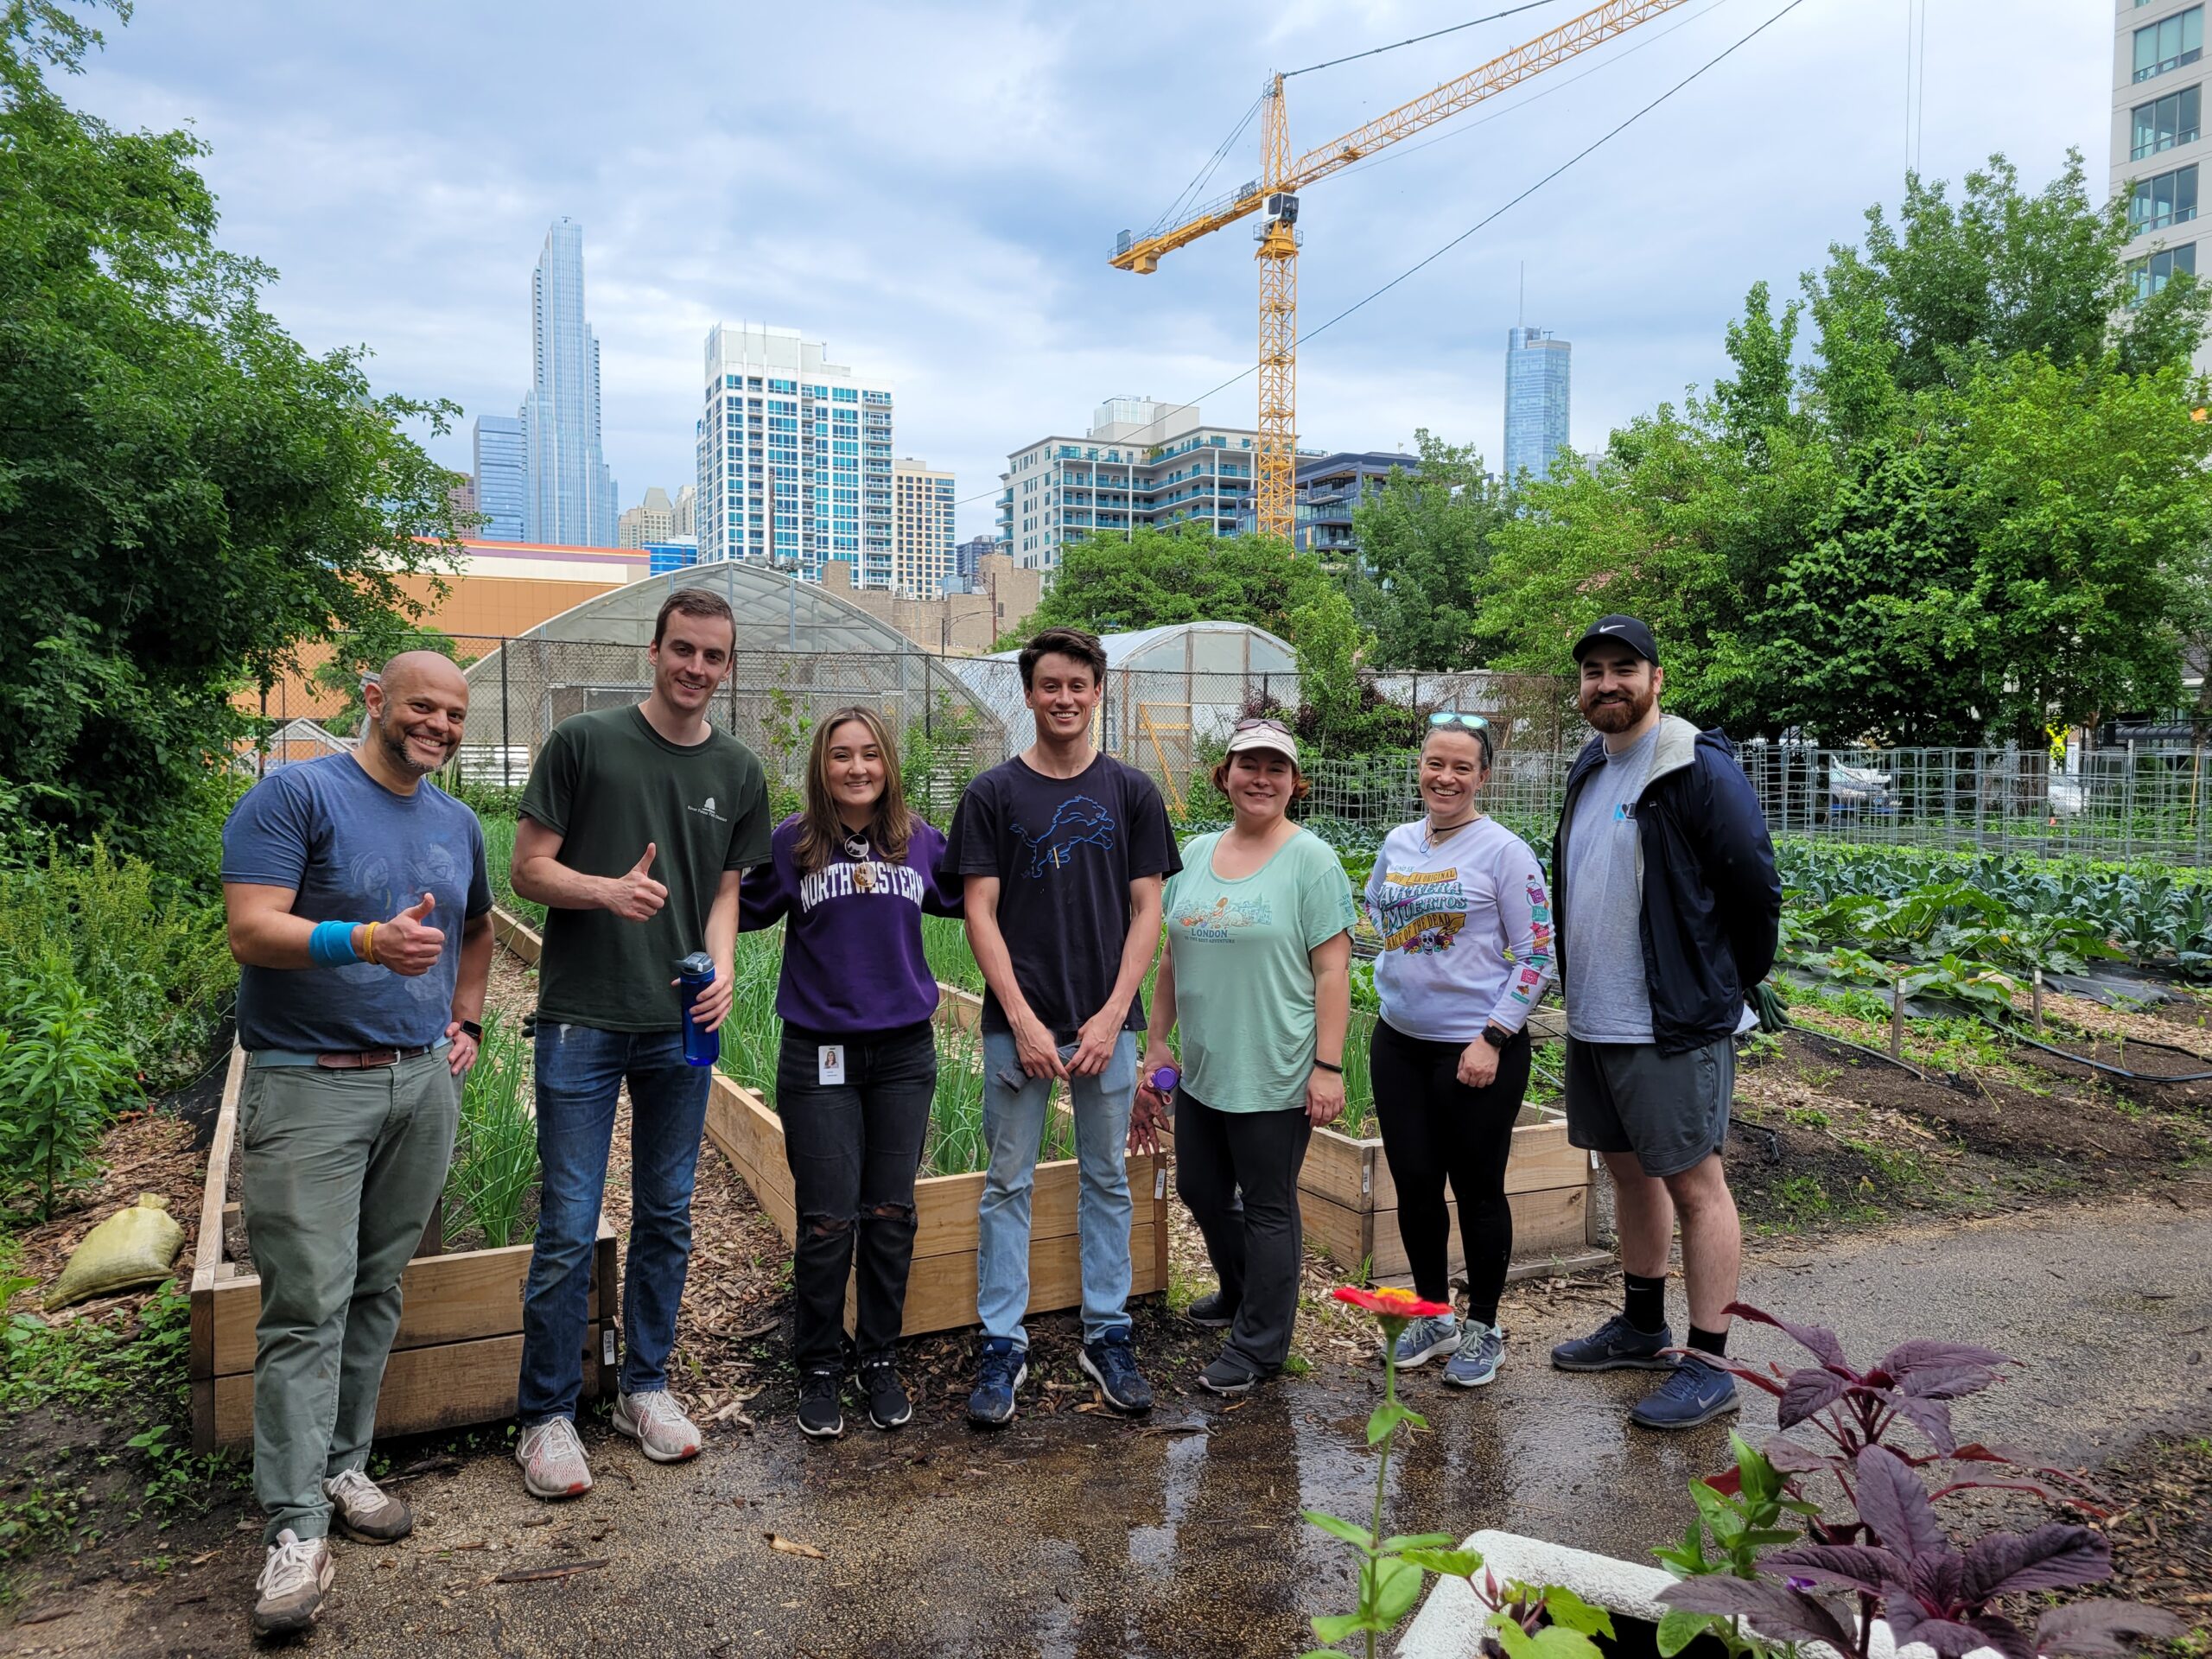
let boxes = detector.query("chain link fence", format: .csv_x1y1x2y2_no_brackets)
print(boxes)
243,639,2212,865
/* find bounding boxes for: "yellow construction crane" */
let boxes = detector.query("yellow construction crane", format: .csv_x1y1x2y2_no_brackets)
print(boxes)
1112,0,1695,542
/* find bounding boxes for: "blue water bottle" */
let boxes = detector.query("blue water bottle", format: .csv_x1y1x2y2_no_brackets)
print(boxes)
676,952,718,1067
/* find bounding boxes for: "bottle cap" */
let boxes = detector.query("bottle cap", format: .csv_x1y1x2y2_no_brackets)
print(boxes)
676,951,715,978
1147,1065,1179,1094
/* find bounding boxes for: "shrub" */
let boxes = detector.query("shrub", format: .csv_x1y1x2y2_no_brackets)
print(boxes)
0,960,140,1222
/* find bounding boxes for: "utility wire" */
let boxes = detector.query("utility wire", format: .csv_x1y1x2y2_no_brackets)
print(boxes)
955,0,1809,514
1283,0,1569,78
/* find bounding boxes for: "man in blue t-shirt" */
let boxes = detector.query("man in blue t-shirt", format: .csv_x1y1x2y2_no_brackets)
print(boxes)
944,626,1180,1426
220,652,493,1639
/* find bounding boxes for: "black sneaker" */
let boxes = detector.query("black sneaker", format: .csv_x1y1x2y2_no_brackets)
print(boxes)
1079,1327,1154,1414
1549,1313,1675,1373
1198,1353,1264,1395
859,1355,912,1430
967,1337,1027,1427
1185,1290,1236,1329
797,1368,844,1439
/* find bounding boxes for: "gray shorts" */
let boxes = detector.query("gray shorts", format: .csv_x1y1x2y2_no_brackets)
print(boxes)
1563,1035,1733,1179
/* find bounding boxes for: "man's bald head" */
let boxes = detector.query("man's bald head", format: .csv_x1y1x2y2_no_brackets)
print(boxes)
378,650,469,702
362,651,469,782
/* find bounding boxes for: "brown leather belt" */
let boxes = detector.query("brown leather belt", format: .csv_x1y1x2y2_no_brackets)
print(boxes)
314,1046,435,1070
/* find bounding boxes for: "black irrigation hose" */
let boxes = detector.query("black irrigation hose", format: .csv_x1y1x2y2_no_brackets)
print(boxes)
1976,1014,2212,1084
1772,1016,1935,1084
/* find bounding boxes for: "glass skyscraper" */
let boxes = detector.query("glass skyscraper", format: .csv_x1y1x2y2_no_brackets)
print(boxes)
471,415,525,541
521,219,618,547
1503,326,1572,482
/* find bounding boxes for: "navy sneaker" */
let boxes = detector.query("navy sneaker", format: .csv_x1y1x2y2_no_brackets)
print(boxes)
966,1338,1027,1427
1442,1322,1506,1389
1079,1327,1154,1414
1391,1313,1462,1369
1550,1313,1675,1372
1185,1290,1236,1329
1629,1353,1740,1429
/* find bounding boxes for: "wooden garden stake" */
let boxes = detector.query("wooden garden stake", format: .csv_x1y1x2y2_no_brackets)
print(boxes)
1891,972,1906,1062
2031,965,2044,1033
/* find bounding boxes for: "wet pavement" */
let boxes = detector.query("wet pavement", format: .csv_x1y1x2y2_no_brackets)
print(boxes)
8,1190,2209,1658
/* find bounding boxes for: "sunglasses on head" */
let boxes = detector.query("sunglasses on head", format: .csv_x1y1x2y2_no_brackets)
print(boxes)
1428,711,1490,731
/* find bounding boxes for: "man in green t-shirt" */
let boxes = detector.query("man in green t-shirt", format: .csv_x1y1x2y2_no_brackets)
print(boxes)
509,587,770,1501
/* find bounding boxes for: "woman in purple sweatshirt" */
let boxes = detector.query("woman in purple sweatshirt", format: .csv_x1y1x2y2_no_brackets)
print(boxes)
740,706,962,1439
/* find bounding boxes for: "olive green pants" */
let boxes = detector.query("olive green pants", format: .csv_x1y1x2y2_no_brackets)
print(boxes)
238,1050,456,1543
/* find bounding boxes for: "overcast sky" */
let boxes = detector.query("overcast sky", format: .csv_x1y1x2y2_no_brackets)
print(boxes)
67,0,2107,543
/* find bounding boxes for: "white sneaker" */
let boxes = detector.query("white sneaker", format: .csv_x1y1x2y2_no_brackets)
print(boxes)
613,1389,702,1462
251,1528,334,1637
322,1466,411,1542
517,1417,594,1500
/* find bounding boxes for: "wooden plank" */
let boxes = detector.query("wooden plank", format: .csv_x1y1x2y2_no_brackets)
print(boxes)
1363,1185,1592,1280
1295,1126,1378,1211
877,1224,1161,1338
203,1325,610,1453
491,906,543,964
1300,1192,1375,1277
934,984,984,1033
208,1218,618,1378
703,1077,798,1242
189,1045,245,1390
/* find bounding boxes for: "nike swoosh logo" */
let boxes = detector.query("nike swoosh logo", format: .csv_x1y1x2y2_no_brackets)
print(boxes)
1599,623,1626,633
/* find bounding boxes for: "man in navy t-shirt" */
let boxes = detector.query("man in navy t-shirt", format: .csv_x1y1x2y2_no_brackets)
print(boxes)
944,626,1179,1425
220,652,493,1638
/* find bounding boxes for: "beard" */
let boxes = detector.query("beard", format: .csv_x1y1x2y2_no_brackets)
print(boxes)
375,714,446,777
1581,683,1656,734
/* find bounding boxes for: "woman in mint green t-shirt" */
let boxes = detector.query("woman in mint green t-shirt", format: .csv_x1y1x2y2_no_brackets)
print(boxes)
1133,718,1357,1395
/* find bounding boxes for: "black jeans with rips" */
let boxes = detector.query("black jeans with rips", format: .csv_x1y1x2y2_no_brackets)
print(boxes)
775,1020,937,1373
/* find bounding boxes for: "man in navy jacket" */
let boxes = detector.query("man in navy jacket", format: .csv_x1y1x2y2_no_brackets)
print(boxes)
1546,616,1780,1429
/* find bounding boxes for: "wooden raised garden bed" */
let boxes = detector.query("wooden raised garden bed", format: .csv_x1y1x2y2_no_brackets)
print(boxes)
189,982,619,1455
1160,1007,1605,1288
706,981,1173,1338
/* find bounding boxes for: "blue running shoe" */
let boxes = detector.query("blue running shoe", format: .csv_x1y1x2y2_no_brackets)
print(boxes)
1079,1327,1154,1414
1442,1322,1505,1389
966,1338,1027,1427
1391,1313,1462,1369
1629,1353,1740,1429
1550,1313,1675,1372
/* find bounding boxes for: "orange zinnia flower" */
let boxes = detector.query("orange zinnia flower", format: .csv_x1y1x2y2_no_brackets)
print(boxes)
1332,1286,1452,1319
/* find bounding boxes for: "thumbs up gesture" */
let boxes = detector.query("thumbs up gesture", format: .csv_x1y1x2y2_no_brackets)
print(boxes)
372,892,448,976
604,843,668,922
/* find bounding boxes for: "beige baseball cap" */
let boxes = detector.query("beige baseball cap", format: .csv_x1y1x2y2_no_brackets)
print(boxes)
1224,717,1300,762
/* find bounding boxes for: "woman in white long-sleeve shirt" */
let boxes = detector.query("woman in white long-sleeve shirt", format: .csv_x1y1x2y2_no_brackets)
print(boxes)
1363,715,1557,1387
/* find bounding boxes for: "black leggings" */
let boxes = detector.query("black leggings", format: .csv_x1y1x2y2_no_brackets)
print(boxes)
1368,1018,1532,1322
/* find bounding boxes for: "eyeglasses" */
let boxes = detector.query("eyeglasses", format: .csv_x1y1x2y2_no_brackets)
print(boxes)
1232,717,1292,734
1428,711,1490,731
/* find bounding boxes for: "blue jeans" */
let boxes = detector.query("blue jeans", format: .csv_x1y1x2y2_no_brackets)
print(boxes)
518,1022,709,1424
976,1028,1138,1348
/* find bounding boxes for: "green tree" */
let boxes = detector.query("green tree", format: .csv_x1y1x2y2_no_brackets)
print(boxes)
1014,522,1327,641
1478,151,2212,745
1344,432,1508,670
0,1,467,861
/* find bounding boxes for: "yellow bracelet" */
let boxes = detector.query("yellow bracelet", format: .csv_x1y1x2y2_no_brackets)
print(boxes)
360,921,378,965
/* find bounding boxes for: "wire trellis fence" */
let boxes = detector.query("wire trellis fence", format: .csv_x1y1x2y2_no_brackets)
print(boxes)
242,637,2212,866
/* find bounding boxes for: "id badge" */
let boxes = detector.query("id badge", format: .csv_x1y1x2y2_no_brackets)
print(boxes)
818,1045,846,1085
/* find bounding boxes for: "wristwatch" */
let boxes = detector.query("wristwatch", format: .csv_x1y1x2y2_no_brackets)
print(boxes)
460,1020,485,1040
1479,1025,1511,1050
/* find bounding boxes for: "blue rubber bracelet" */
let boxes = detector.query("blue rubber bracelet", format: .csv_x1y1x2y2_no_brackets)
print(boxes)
308,920,360,967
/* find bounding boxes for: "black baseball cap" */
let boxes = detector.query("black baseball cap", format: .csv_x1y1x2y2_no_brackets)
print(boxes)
1572,614,1659,666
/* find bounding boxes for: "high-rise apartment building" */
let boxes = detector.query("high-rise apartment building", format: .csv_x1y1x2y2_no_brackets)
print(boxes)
694,324,893,581
1503,327,1572,482
890,459,957,595
617,486,679,549
671,484,696,539
471,415,526,542
2113,2,2212,373
999,398,1278,570
954,534,996,585
521,219,618,547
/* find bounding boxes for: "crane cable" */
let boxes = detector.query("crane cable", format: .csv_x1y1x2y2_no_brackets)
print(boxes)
1282,0,1571,79
954,0,1810,513
1144,91,1268,242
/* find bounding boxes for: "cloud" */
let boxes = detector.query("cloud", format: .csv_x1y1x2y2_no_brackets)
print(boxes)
67,0,2111,541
